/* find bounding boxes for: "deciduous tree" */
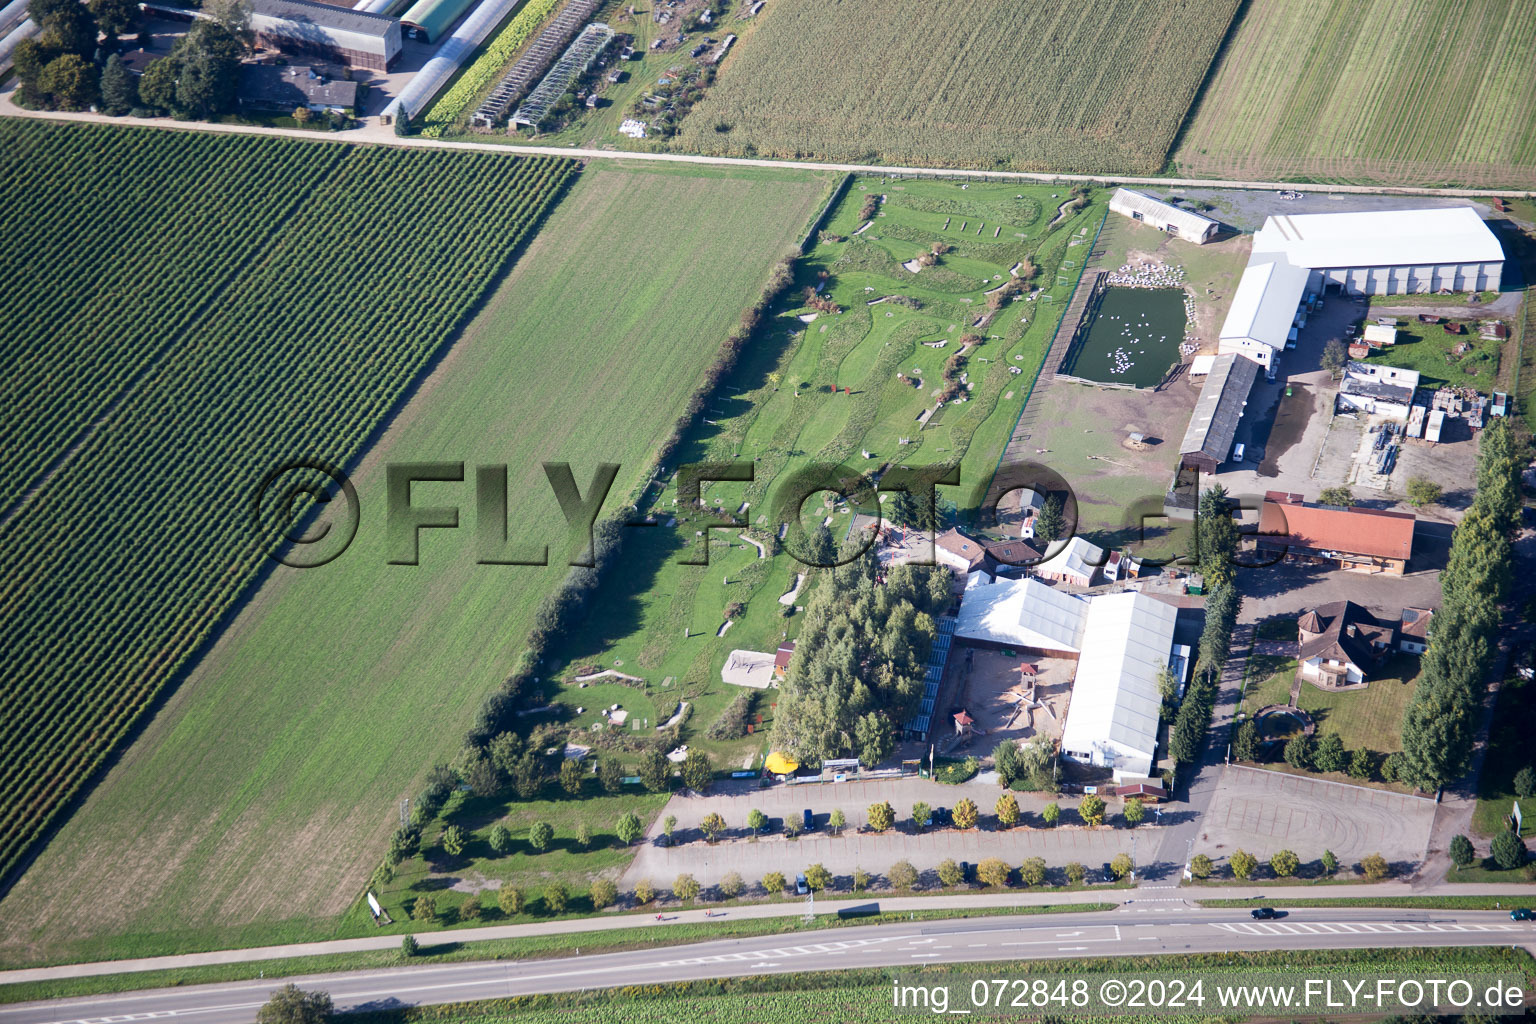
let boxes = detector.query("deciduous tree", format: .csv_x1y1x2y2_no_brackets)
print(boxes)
978,858,1011,888
1018,857,1047,887
529,820,554,852
616,811,643,847
497,885,524,915
699,812,726,842
866,801,895,832
1077,794,1104,827
889,861,917,890
1450,835,1475,871
952,798,979,830
1110,853,1133,879
1361,852,1391,880
937,859,963,887
805,863,833,891
1229,849,1257,880
681,749,713,792
1269,849,1299,877
589,878,617,909
257,985,332,1024
995,793,1020,829
1041,802,1060,827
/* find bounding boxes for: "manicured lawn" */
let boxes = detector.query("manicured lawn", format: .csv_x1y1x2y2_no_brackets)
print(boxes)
1295,654,1421,756
1362,324,1502,388
0,162,834,969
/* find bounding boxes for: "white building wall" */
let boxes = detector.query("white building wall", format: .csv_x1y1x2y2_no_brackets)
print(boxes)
1217,336,1273,369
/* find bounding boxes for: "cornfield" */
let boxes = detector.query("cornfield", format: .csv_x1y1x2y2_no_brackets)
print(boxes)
673,0,1239,173
0,120,576,886
1172,0,1536,187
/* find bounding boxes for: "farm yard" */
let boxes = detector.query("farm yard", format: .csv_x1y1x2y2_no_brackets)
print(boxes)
1172,0,1536,187
671,0,1241,173
0,120,577,909
537,177,1107,772
0,160,833,967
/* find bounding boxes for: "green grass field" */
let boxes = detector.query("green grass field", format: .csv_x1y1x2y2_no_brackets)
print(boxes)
1362,325,1502,389
670,0,1239,173
0,161,833,969
537,178,1106,767
1172,0,1536,186
1473,672,1536,839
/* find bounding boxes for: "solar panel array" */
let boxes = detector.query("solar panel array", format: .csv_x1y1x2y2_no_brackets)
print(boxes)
471,0,601,129
903,615,956,737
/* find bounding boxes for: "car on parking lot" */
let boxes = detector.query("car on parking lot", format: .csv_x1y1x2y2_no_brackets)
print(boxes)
802,809,815,832
932,806,949,826
795,872,809,895
1102,862,1115,883
1251,907,1280,920
960,861,972,883
1511,908,1534,921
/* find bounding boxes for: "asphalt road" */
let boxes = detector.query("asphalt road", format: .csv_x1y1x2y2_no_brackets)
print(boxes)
5,907,1531,1024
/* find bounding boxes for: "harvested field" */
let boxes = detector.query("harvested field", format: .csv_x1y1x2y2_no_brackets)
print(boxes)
1172,0,1536,187
673,0,1240,173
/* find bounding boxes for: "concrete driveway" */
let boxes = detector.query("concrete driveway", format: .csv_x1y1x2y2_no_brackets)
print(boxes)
621,778,1149,892
1199,765,1436,875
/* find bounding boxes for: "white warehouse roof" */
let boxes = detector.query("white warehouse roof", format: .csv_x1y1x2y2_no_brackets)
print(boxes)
953,577,1087,653
1059,592,1177,778
1035,535,1104,584
1219,258,1312,350
1253,207,1503,270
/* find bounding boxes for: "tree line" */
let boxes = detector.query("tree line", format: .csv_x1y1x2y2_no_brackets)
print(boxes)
15,0,252,118
1169,485,1242,771
1397,420,1524,792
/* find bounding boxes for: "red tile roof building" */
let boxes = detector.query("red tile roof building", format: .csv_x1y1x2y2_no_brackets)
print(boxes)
1256,492,1415,574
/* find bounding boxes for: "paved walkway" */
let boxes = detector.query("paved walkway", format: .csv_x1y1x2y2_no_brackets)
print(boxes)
3,89,1533,198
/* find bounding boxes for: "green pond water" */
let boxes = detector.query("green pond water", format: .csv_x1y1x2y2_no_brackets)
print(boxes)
1061,287,1185,388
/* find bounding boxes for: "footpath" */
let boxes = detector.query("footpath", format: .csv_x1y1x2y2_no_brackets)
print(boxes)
3,881,1534,985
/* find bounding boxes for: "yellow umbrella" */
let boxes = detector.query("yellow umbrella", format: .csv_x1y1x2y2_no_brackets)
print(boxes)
764,751,799,775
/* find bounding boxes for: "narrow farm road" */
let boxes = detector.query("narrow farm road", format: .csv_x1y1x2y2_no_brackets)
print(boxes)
3,88,1531,199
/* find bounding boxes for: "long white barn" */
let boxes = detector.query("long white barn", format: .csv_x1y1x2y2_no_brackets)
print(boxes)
1219,206,1503,368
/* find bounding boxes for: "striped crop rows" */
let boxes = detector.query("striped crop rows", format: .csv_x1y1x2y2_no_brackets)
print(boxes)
0,124,343,507
673,0,1239,174
0,122,577,884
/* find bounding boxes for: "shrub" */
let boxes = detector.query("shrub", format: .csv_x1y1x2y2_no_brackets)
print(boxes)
1065,862,1086,885
762,871,787,895
953,798,979,830
440,824,467,857
590,878,617,910
1313,732,1345,774
937,859,963,887
934,756,979,784
681,749,714,792
412,894,438,922
889,861,918,890
719,871,745,898
1190,854,1212,879
829,808,847,834
853,866,872,891
634,878,655,904
1270,849,1299,878
707,690,754,741
1321,850,1338,875
616,811,644,846
1122,798,1145,827
978,858,1011,888
805,863,833,891
1516,766,1536,799
1110,853,1133,879
1078,794,1105,827
498,885,525,916
866,801,895,832
1284,734,1313,770
747,808,768,834
994,793,1020,829
1347,748,1374,780
1491,831,1526,870
911,802,932,830
1229,849,1257,880
257,984,332,1024
700,812,726,842
489,824,513,855
1018,857,1047,887
529,821,554,852
544,883,569,914
401,934,418,958
1361,852,1391,880
1041,802,1060,827
1449,835,1475,870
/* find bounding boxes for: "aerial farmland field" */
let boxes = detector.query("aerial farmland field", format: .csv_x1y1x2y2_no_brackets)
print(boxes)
0,159,832,966
0,119,577,906
671,0,1240,173
1171,0,1536,187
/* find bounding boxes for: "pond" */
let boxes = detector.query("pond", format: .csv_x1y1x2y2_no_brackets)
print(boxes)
1061,286,1186,388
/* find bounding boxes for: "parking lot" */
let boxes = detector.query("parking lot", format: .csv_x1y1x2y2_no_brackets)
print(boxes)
1199,766,1436,876
621,778,1145,893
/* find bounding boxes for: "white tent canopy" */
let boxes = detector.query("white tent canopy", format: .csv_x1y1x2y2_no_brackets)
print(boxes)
1058,592,1177,779
953,577,1087,653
